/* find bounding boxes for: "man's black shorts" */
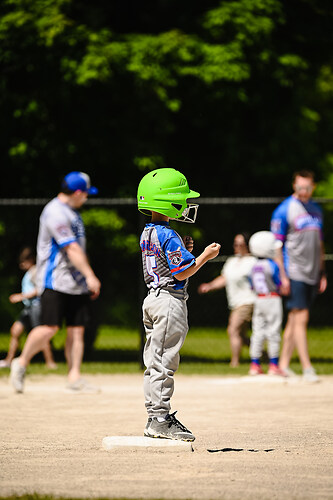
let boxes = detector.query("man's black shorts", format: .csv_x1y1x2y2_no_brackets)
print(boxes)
41,289,90,327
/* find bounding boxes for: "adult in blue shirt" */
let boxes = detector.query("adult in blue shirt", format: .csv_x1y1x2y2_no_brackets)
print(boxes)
270,170,327,382
10,172,101,393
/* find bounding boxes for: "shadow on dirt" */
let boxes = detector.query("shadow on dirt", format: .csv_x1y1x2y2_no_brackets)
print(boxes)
207,448,275,453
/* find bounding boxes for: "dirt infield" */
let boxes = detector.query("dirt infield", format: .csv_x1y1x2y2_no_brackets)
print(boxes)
1,373,333,500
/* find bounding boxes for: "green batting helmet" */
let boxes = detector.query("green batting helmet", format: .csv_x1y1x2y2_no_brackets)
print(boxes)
137,168,200,223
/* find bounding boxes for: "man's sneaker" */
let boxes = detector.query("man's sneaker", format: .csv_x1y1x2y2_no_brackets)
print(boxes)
268,364,285,376
10,358,26,393
249,363,264,375
280,367,297,378
144,418,152,437
146,411,195,442
0,359,11,368
303,367,319,383
65,378,100,394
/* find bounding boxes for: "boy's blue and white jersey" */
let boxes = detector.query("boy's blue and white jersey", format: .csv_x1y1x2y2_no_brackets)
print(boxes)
36,197,88,295
250,258,281,296
140,222,195,299
270,195,323,285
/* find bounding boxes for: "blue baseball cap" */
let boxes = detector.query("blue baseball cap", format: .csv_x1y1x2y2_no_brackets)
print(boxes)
62,171,98,195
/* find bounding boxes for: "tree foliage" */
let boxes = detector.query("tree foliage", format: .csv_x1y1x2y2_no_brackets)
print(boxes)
0,0,332,326
1,0,332,197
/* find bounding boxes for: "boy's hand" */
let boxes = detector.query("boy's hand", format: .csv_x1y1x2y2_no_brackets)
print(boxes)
183,235,194,252
9,293,23,304
204,243,221,260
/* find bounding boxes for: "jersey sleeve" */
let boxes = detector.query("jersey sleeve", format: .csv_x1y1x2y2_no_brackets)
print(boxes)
315,202,324,241
45,211,76,248
163,234,195,275
270,200,289,243
269,260,282,288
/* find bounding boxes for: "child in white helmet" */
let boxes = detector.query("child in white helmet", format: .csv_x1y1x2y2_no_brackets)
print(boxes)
248,231,285,376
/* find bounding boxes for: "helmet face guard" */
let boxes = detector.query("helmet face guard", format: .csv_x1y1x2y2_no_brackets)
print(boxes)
176,203,199,223
137,168,200,223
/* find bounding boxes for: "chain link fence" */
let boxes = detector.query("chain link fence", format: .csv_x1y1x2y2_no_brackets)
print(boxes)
0,197,332,359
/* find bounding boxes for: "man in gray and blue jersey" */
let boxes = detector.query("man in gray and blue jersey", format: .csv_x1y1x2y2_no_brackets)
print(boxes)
37,193,89,295
270,170,327,382
10,172,101,393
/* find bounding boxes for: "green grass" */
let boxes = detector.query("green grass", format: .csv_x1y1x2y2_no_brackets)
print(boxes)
0,325,332,377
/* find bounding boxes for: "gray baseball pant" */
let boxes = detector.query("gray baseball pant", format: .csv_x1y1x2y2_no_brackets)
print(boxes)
250,296,282,359
142,290,188,417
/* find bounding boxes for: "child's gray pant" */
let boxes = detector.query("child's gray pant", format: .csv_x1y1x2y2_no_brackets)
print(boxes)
142,290,188,417
250,296,282,359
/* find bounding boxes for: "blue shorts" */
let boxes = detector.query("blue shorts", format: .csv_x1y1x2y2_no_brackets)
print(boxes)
286,279,318,311
17,301,41,331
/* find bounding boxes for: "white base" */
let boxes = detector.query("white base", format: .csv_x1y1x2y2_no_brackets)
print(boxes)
102,435,193,452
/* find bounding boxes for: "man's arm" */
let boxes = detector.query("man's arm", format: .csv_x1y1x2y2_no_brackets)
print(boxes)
65,242,101,299
319,241,327,294
174,243,221,281
275,247,290,296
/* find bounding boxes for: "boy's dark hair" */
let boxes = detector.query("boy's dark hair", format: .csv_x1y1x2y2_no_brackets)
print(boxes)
19,247,36,264
292,170,315,183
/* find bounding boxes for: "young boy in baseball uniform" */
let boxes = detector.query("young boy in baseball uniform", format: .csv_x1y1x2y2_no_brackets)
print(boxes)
248,231,284,376
137,168,220,441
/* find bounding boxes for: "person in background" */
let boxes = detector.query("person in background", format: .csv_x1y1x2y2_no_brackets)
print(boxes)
10,172,101,393
198,232,256,367
270,170,327,382
0,247,56,369
248,231,284,376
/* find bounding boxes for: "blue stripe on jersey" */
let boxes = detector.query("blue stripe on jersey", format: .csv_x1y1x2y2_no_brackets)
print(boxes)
45,238,59,290
58,238,76,248
270,196,292,242
283,245,289,277
268,259,281,288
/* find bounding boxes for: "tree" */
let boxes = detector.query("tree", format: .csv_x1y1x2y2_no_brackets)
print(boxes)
0,0,332,327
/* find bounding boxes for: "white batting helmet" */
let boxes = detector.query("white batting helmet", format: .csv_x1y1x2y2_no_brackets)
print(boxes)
249,231,282,259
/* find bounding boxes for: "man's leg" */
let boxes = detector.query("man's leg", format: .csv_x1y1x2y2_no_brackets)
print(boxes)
292,308,312,370
10,324,58,393
64,295,99,392
66,326,85,383
19,325,59,367
42,342,57,369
